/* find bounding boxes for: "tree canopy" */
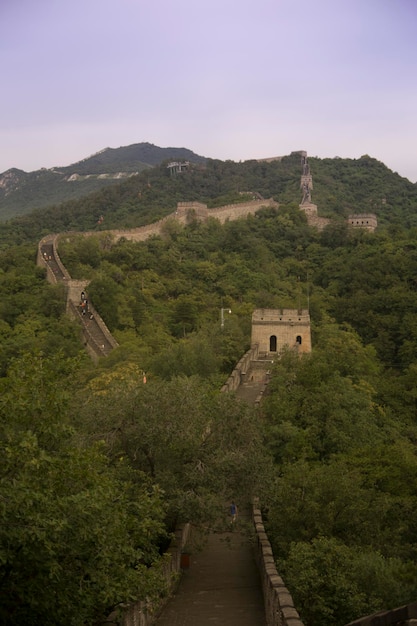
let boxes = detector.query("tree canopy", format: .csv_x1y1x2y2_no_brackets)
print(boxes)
1,155,417,624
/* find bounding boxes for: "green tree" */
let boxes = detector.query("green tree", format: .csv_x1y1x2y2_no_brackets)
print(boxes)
280,536,415,626
78,373,269,526
263,326,384,464
0,354,167,625
87,274,121,330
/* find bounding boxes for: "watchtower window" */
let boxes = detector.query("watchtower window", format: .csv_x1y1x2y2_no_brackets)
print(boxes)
296,335,302,345
270,335,277,352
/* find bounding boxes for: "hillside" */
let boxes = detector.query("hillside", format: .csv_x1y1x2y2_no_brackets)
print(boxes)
0,142,206,221
1,151,417,248
310,154,417,226
2,143,417,230
2,159,417,624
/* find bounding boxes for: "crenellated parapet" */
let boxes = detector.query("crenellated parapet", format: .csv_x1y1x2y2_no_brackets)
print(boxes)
348,213,377,231
253,503,305,626
176,201,208,219
251,308,312,355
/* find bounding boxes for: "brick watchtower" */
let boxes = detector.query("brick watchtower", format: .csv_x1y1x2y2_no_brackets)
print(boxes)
251,308,312,355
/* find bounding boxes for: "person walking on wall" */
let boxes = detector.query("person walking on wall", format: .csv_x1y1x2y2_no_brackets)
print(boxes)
230,501,238,526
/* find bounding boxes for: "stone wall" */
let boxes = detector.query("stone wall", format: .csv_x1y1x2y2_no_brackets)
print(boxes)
253,503,305,626
38,234,71,283
176,198,279,224
344,602,417,626
220,344,260,393
176,201,208,219
208,198,278,223
298,202,331,231
82,198,277,245
306,214,331,230
67,300,118,360
119,503,308,626
105,524,192,626
38,234,119,359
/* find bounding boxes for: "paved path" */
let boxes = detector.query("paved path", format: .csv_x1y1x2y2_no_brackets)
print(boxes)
235,379,264,404
155,524,267,626
155,376,269,625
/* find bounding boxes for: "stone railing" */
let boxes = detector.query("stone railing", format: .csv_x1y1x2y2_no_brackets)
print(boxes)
38,234,71,283
176,201,208,219
105,524,192,626
208,198,278,223
67,300,118,359
344,603,417,626
220,344,259,393
51,234,71,280
253,503,304,626
38,233,118,359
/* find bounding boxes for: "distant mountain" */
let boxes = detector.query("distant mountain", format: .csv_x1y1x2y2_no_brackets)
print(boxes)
0,142,206,221
1,144,416,237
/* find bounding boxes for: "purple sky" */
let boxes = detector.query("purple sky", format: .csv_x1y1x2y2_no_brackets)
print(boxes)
2,0,417,181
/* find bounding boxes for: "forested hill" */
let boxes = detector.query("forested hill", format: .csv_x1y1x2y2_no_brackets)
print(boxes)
1,151,417,247
0,142,206,221
310,154,417,225
2,150,417,624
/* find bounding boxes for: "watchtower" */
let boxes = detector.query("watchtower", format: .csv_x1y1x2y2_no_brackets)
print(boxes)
167,161,189,176
347,213,377,232
251,308,312,355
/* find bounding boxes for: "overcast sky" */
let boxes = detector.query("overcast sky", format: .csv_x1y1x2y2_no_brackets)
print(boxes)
1,0,417,182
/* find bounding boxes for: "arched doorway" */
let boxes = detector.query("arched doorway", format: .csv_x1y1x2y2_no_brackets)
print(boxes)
296,335,302,345
270,335,277,352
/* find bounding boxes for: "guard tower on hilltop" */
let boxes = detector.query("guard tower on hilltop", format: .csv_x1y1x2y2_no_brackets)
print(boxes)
251,308,312,355
167,161,189,176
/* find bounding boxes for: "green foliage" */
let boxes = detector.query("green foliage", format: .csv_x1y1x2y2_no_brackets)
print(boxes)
280,537,416,626
77,373,267,526
0,354,167,625
311,154,417,226
2,152,417,625
56,210,313,363
0,143,205,221
262,323,417,624
86,274,121,330
3,151,416,247
0,246,82,374
263,326,384,464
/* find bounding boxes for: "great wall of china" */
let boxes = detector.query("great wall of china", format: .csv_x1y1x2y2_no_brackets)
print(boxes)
35,153,411,626
37,151,377,364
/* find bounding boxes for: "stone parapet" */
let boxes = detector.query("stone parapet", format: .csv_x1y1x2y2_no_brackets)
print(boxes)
345,602,417,626
308,215,331,230
107,524,192,626
299,201,318,216
252,504,305,626
176,201,208,219
221,344,259,393
347,213,377,231
208,198,278,223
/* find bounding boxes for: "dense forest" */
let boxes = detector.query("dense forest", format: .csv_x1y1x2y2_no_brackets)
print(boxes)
1,151,417,247
1,155,417,625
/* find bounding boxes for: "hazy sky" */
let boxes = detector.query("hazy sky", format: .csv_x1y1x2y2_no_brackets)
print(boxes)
2,0,417,181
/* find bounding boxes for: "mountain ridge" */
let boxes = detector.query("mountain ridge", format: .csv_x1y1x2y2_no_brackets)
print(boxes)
1,143,416,235
0,142,207,221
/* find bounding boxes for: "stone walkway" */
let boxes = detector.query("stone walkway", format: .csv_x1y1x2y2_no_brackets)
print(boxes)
154,374,268,625
155,520,266,626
